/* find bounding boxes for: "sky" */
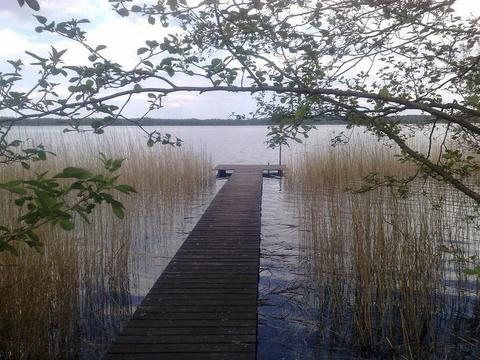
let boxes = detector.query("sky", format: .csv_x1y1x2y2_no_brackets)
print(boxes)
0,0,258,119
0,0,478,119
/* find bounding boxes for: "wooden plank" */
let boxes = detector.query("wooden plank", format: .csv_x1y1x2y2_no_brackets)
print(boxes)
120,327,257,336
125,319,257,328
214,164,285,171
105,165,271,359
132,312,257,321
114,335,256,344
108,343,255,353
105,353,254,360
145,288,256,294
135,305,257,313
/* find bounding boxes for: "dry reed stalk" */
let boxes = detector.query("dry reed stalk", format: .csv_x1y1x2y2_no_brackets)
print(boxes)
287,136,480,358
0,127,214,359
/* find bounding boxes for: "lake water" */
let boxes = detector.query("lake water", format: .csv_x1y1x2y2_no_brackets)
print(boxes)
5,125,480,359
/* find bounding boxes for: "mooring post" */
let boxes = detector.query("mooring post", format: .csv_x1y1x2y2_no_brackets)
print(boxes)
279,144,282,166
278,145,283,177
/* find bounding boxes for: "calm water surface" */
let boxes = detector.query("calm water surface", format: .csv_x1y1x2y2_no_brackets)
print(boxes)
11,125,479,359
83,125,343,358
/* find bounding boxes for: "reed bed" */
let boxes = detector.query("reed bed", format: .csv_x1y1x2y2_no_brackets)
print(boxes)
0,127,214,359
286,135,480,359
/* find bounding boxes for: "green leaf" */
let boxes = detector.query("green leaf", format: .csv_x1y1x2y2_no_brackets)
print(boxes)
0,180,27,195
25,230,41,247
108,158,125,172
111,201,125,219
166,67,175,77
91,120,104,129
10,187,27,195
0,242,18,256
38,79,48,88
55,167,92,179
37,191,57,210
15,198,26,206
463,268,480,276
145,40,159,48
137,47,149,55
148,16,155,25
37,150,47,160
115,184,137,194
378,87,390,98
211,58,222,67
117,8,129,17
59,219,75,231
131,5,142,12
96,45,107,51
295,105,308,120
8,140,22,147
25,0,40,11
34,15,47,24
25,51,46,62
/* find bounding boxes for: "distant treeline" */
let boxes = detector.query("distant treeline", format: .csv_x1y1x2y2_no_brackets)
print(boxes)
4,115,432,126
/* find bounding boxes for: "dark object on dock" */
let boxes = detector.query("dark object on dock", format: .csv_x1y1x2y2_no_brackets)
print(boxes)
106,165,273,360
215,164,285,178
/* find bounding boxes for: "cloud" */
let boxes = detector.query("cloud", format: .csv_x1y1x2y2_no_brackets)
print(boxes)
3,0,476,119
41,0,110,18
0,29,33,59
84,16,175,68
453,0,480,16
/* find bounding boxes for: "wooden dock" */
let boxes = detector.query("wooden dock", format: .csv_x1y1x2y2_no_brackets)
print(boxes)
214,164,285,177
105,165,284,360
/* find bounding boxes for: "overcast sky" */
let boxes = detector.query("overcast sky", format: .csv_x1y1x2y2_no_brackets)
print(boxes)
0,0,478,119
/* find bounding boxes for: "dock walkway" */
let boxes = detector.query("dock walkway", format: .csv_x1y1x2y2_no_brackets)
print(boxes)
106,164,284,360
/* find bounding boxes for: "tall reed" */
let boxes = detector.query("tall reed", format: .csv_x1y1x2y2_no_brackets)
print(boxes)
287,136,480,358
0,127,214,359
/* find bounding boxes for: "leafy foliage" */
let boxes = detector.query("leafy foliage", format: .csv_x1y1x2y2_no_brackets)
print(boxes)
0,155,136,255
439,244,480,277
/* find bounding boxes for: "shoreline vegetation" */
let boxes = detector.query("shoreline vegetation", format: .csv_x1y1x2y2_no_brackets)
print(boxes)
286,138,480,358
3,115,432,126
0,129,215,359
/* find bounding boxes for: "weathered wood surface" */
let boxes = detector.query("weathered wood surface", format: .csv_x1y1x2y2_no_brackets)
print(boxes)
214,164,285,172
106,165,270,360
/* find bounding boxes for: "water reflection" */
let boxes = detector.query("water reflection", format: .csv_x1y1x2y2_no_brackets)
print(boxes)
258,177,480,359
3,125,479,359
76,189,219,359
259,178,321,359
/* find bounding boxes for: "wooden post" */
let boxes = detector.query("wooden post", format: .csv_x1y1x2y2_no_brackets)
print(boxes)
278,145,283,177
279,144,282,166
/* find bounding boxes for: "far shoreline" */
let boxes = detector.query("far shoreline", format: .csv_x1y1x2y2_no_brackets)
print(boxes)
5,115,431,127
